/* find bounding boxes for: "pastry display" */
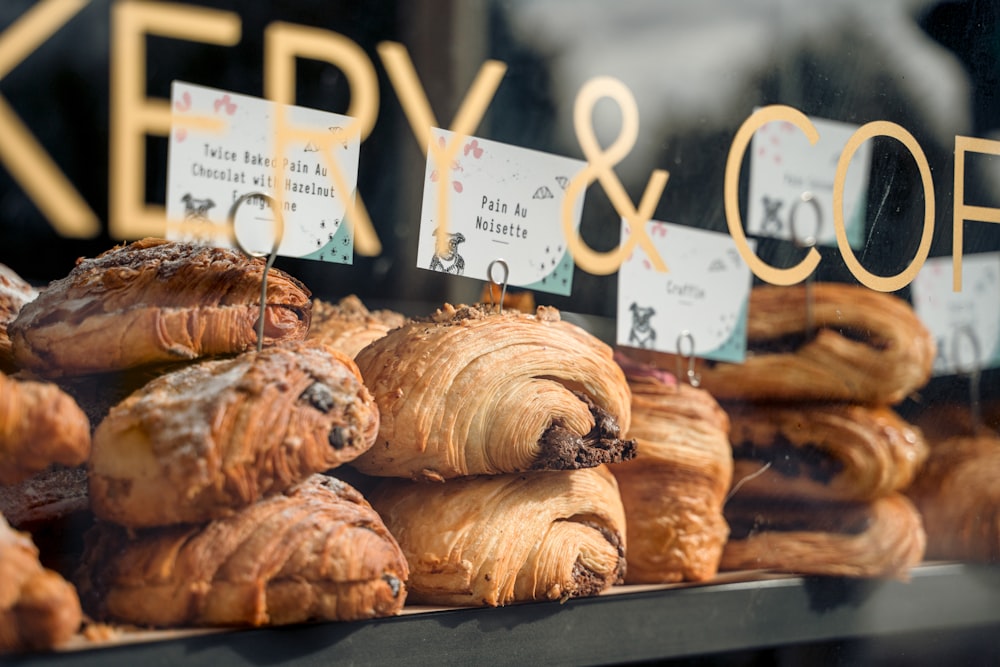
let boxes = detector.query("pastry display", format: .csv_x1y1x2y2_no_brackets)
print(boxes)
611,355,733,583
907,432,1000,562
8,238,312,377
0,513,82,653
637,283,935,405
75,475,408,627
720,492,926,578
368,466,626,607
726,402,928,502
0,372,91,485
89,341,379,528
307,295,405,358
351,303,635,480
0,263,38,373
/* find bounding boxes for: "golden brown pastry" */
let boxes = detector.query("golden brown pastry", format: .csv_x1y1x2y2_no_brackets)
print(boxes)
907,434,1000,562
89,341,379,528
352,303,635,480
0,372,91,485
0,263,38,373
635,283,935,405
0,466,89,529
0,513,82,653
75,475,408,628
720,492,926,578
9,238,312,377
307,295,405,358
368,466,626,607
610,356,733,583
726,402,928,502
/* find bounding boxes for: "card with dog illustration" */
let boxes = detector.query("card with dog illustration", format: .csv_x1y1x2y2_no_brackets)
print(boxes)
416,128,587,296
616,221,754,363
912,252,1000,376
746,113,870,249
166,81,360,264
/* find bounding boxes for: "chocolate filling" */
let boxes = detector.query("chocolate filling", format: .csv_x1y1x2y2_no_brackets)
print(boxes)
749,326,888,356
566,519,625,599
300,382,335,412
328,426,348,450
532,392,637,470
726,501,873,540
731,433,844,484
382,573,402,598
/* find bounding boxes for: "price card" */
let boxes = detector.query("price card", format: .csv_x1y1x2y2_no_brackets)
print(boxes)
616,221,754,363
166,81,360,263
912,253,1000,376
747,114,870,248
416,129,587,296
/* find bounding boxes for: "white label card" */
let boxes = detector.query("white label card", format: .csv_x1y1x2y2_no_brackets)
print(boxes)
416,129,587,296
747,114,870,248
912,253,1000,376
166,81,360,264
617,221,754,363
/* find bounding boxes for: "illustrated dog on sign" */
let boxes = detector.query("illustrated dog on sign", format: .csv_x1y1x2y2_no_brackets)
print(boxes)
628,302,657,348
181,194,216,220
428,230,466,275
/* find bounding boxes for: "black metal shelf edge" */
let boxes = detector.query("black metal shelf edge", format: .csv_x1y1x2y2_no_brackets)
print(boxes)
8,563,1000,667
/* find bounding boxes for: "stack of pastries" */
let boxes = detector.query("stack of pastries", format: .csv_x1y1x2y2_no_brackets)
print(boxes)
350,302,635,606
609,354,734,584
0,240,410,647
655,283,933,578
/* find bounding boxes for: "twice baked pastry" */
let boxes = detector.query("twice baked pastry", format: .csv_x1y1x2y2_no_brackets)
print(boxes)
307,295,405,358
0,466,89,529
639,283,935,405
1,513,82,653
9,238,312,377
907,433,1000,562
352,303,635,480
368,466,626,606
76,475,408,627
0,372,91,485
0,263,38,373
611,356,733,583
726,402,928,502
89,341,379,527
720,492,926,579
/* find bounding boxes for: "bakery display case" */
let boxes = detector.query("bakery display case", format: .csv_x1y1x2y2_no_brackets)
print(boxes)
1,0,999,663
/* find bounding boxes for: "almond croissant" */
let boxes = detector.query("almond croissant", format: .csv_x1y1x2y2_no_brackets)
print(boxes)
352,304,635,480
9,238,311,377
89,341,379,528
75,475,408,627
368,466,626,607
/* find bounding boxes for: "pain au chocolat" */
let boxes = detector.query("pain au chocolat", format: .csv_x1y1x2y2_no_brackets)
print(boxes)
76,475,408,628
611,356,733,584
351,303,635,481
89,341,379,528
641,283,935,405
368,466,626,607
9,238,311,377
726,402,928,503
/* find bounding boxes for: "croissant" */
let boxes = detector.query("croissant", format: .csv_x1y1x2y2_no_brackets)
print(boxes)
0,263,38,373
610,356,733,583
726,402,928,502
632,283,935,405
369,466,626,607
9,238,311,377
75,475,408,627
0,513,82,653
907,434,1000,562
720,493,926,578
89,341,379,528
352,304,635,480
307,295,405,358
0,372,91,485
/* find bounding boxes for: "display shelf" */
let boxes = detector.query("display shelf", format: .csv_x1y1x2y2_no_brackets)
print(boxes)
8,563,1000,666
